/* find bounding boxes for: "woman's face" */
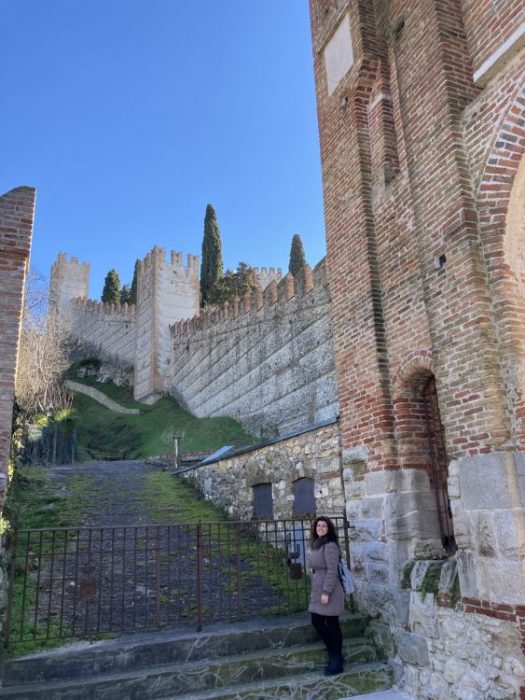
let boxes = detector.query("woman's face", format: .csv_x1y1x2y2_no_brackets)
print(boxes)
316,520,329,537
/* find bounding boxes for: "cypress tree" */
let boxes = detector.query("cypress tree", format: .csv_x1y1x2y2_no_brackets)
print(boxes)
129,260,138,305
200,204,223,306
288,234,306,278
101,269,121,305
120,284,131,305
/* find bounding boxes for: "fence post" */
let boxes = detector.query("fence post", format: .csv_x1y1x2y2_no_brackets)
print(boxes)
155,527,161,628
196,521,202,631
52,422,58,465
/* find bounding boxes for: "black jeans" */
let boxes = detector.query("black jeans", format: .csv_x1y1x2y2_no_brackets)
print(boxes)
311,612,343,656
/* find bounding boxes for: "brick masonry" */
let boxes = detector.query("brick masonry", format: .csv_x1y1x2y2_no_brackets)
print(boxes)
0,186,35,510
309,1,525,697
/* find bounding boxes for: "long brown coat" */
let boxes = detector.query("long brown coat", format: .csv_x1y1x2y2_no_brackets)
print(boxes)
307,541,344,616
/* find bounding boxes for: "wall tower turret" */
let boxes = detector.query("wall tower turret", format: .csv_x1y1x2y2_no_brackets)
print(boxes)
49,253,90,318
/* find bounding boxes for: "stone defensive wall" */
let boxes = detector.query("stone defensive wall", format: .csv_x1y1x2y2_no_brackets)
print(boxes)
168,259,339,436
67,297,136,366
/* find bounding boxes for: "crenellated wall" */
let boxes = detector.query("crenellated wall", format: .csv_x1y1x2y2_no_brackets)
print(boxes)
51,248,337,436
134,246,200,403
68,297,136,366
168,260,338,436
49,253,90,319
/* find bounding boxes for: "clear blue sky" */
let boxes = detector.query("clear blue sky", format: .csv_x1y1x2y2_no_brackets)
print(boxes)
1,1,325,298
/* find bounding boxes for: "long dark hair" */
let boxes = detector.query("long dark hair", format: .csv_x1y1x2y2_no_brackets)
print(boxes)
310,516,339,549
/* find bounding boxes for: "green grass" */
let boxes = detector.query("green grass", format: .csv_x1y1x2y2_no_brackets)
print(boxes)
142,471,229,522
1,467,91,656
67,377,251,460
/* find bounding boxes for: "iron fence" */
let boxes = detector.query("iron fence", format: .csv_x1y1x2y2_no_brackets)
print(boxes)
3,516,350,647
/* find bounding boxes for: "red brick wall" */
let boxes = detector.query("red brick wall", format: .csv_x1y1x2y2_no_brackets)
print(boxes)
310,0,525,470
0,187,36,509
461,0,525,76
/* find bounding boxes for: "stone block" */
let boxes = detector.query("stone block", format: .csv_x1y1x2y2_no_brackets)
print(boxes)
409,590,438,638
342,445,368,467
394,630,429,667
458,453,520,511
358,582,410,626
447,458,461,499
413,540,448,560
365,621,394,658
477,557,525,604
469,511,497,557
399,559,415,588
455,550,479,600
366,561,390,585
365,542,388,561
360,495,385,518
439,560,459,597
410,560,445,594
365,468,431,496
514,452,525,505
493,509,525,558
348,517,383,542
384,492,440,539
346,498,360,519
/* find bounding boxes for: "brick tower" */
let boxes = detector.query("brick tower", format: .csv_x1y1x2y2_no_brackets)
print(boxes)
310,1,525,697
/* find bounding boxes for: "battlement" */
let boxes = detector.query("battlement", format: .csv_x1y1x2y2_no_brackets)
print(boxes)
49,252,90,316
171,261,324,337
252,266,282,289
51,252,90,275
70,297,136,318
137,245,199,281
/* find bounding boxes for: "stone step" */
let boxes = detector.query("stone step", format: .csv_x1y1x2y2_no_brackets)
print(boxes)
168,663,393,700
1,613,369,687
1,651,391,700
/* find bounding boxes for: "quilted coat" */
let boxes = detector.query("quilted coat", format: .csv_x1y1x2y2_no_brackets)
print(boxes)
307,540,344,616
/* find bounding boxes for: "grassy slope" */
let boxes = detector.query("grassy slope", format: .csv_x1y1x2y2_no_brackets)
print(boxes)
69,378,251,460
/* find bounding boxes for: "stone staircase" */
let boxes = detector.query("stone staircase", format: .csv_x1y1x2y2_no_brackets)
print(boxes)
0,614,393,699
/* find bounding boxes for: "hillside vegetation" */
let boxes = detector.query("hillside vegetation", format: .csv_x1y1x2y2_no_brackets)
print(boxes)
67,376,251,461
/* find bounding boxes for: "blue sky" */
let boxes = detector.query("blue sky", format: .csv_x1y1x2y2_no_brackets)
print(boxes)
1,1,325,298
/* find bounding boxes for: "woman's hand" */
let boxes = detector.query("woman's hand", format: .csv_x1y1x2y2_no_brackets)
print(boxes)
321,593,329,605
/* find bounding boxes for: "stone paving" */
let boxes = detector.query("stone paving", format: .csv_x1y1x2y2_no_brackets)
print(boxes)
46,459,165,526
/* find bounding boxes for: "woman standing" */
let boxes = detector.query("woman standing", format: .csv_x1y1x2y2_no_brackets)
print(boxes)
308,515,345,676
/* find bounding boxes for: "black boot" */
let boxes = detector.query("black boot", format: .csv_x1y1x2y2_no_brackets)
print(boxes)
324,653,344,676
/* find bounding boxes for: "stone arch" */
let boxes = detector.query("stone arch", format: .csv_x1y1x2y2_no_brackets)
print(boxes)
476,86,525,443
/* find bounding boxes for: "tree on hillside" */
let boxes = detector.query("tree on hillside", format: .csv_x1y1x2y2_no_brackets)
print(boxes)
16,269,73,414
214,262,258,305
200,204,223,307
288,234,306,278
129,260,138,305
101,269,121,305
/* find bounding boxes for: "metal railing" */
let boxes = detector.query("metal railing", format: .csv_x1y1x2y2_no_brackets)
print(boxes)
3,516,350,647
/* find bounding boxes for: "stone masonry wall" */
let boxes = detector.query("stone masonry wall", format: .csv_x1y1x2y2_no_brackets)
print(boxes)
49,252,89,318
134,246,200,402
181,420,344,521
68,297,136,366
168,260,338,437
